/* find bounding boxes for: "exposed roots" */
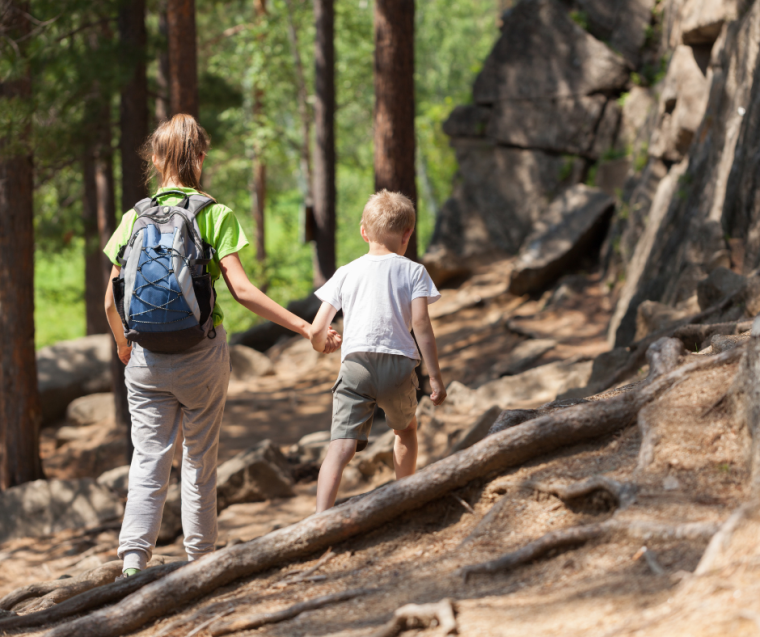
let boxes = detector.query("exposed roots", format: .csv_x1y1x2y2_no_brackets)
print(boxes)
368,598,457,637
530,476,637,511
209,588,372,636
460,518,720,581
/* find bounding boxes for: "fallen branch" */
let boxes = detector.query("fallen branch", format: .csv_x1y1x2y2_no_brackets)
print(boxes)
451,494,475,515
368,598,457,637
0,562,185,632
275,548,335,587
41,348,741,637
531,476,637,510
460,518,719,581
209,588,371,636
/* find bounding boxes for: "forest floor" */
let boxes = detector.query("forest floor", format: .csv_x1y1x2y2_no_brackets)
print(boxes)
3,258,759,636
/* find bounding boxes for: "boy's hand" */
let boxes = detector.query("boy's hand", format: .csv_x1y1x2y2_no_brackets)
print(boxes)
323,328,342,354
429,375,447,406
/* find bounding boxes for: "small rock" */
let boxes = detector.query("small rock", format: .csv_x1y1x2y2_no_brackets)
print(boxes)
229,345,275,380
697,267,747,311
709,333,750,354
216,440,295,511
96,465,130,499
491,339,557,377
356,429,396,478
635,300,692,341
296,431,332,464
450,406,503,454
663,476,681,491
66,393,115,427
0,478,123,544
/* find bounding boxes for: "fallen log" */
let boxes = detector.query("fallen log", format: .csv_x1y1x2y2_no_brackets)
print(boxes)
209,588,371,636
0,562,184,632
41,347,741,637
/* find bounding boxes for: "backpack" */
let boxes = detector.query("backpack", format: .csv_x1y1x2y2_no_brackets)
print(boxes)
112,190,217,354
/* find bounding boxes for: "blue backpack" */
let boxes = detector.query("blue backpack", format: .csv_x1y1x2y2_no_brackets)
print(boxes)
113,190,217,354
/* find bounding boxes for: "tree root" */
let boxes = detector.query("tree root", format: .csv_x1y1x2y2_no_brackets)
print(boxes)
0,561,185,632
368,598,457,637
530,476,637,510
208,588,371,636
460,518,719,581
459,495,511,547
274,548,335,588
36,348,740,637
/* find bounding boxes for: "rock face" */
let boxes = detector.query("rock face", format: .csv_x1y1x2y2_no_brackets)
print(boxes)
0,478,123,544
216,440,295,511
509,185,615,295
37,335,112,424
66,393,115,427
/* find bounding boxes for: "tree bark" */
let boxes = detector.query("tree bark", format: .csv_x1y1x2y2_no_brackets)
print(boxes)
0,0,44,489
313,0,336,287
82,149,108,335
252,160,266,263
166,0,198,118
156,7,170,123
39,348,739,637
374,0,417,262
118,0,148,449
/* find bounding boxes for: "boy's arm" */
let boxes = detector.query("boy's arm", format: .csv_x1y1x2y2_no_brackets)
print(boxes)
411,297,446,405
310,301,339,353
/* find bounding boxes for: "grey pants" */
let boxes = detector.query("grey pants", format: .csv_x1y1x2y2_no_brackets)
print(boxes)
118,326,230,571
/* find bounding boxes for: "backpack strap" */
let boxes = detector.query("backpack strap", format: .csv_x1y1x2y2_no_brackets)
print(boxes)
184,194,215,219
133,196,156,216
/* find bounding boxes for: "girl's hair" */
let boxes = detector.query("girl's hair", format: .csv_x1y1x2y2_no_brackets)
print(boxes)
141,114,210,192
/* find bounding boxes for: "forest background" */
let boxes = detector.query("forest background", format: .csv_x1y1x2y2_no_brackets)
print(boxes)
31,0,500,348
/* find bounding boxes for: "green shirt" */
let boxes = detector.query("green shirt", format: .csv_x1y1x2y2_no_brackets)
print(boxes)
103,186,249,327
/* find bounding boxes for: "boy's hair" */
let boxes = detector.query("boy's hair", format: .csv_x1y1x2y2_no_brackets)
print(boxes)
361,190,416,241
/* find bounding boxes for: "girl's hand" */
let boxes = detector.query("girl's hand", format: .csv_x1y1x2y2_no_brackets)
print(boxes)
118,342,132,365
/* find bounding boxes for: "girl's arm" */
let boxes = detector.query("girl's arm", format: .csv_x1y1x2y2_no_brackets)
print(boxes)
104,264,132,365
220,252,313,339
310,301,339,352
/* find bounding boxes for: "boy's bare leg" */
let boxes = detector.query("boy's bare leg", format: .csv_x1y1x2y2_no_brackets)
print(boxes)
316,439,357,513
393,417,418,479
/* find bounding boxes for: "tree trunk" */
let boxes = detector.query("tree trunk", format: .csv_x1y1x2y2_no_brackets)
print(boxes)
82,149,108,335
118,0,148,452
283,0,314,229
0,0,44,489
374,0,418,262
313,0,336,287
166,0,198,118
251,0,267,268
156,7,170,124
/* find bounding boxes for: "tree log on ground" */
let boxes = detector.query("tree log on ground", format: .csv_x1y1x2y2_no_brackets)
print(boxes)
368,598,457,637
0,562,184,632
460,518,719,581
209,588,371,636
38,348,740,637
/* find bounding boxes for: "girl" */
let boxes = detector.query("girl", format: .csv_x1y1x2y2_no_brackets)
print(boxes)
103,114,339,576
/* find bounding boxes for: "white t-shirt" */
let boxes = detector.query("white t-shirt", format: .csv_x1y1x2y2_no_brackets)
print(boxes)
315,253,441,361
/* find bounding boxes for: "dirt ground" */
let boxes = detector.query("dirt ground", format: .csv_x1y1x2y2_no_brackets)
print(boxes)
5,259,760,636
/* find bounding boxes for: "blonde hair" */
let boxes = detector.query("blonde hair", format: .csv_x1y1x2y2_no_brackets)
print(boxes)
361,190,416,241
141,114,210,192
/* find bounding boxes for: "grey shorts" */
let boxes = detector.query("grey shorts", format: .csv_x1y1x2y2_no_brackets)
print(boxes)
331,352,419,451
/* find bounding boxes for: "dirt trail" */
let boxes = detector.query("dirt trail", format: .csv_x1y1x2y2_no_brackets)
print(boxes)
6,259,758,636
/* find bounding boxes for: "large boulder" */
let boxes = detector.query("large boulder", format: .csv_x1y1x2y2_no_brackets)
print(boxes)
43,421,128,480
96,465,130,499
696,267,747,310
0,478,123,543
37,335,112,425
649,45,711,162
229,345,275,381
681,0,740,44
473,0,628,104
66,393,114,427
216,440,295,511
509,185,615,296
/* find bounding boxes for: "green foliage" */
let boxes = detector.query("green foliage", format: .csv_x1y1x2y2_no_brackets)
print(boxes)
558,155,577,182
585,162,598,187
569,10,589,31
30,0,500,346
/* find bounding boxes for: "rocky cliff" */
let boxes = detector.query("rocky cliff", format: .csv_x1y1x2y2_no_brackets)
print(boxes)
428,0,753,349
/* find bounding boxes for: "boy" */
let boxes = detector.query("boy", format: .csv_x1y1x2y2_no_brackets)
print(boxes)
310,190,447,512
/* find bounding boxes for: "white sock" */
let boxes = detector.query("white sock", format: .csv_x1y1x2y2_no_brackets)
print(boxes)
123,549,148,571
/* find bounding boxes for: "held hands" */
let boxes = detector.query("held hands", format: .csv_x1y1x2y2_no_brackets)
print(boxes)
429,374,447,406
322,327,342,354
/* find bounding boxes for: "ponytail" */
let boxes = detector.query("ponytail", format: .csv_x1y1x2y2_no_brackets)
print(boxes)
141,114,210,193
